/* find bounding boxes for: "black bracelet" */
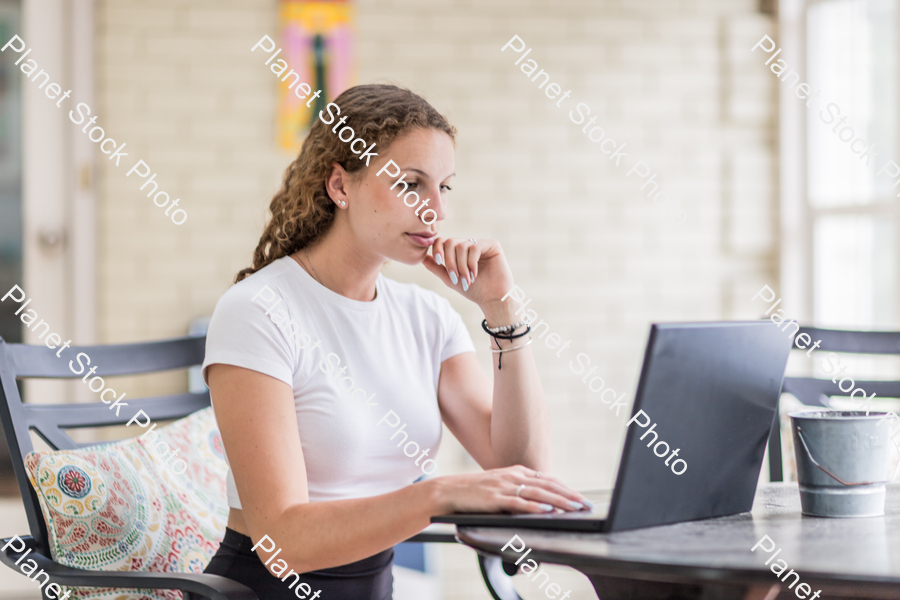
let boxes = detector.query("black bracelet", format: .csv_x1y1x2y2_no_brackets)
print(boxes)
481,320,531,369
481,319,530,340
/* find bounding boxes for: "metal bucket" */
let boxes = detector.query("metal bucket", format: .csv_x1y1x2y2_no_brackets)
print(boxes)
789,411,891,517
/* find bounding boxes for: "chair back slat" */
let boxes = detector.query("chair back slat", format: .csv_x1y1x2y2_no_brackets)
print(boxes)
10,336,206,378
797,326,900,355
783,377,900,407
23,394,211,453
0,335,210,555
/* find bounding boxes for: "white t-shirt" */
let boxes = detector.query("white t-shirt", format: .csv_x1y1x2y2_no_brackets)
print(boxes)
202,256,475,509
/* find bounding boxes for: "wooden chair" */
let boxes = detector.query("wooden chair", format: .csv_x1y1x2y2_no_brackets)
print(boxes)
767,326,900,482
0,335,522,600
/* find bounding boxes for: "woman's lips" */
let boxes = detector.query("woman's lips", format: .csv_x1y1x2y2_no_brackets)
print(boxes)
406,232,436,247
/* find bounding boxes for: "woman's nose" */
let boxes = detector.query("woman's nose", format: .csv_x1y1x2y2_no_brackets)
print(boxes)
419,184,446,223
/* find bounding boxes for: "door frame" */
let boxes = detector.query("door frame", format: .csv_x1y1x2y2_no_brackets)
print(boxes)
21,0,95,404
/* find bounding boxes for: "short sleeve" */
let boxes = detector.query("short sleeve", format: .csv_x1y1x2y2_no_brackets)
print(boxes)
439,301,476,363
202,280,297,386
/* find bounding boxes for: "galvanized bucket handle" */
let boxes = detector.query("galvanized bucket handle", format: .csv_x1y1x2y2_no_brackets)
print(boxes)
795,426,888,487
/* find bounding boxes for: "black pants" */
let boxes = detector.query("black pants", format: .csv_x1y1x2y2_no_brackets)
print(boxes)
204,527,394,600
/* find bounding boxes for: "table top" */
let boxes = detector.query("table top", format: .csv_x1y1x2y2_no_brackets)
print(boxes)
455,483,900,595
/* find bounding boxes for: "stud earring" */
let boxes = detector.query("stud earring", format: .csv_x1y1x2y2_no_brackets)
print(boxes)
339,201,346,207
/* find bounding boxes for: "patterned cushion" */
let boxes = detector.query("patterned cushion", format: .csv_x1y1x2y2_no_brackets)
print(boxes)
24,407,229,600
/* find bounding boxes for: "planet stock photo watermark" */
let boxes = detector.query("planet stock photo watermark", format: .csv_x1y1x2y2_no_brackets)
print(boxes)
501,284,629,416
250,534,322,599
1,34,189,225
626,410,687,475
751,284,900,459
4,9,889,599
500,34,688,225
1,536,73,600
251,33,440,225
1,285,188,475
501,533,574,599
751,534,822,599
502,284,686,476
752,284,878,415
251,284,438,476
752,33,900,193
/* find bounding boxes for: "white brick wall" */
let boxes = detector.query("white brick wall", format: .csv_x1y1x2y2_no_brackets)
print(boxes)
96,1,777,598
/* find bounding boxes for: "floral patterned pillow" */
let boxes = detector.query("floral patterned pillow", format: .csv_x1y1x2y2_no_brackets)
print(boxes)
25,407,229,600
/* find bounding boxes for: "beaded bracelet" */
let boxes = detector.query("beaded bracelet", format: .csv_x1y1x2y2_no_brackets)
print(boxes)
484,320,528,335
481,319,531,369
481,319,530,339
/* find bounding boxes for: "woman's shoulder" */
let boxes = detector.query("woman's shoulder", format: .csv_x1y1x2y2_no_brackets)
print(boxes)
203,260,300,386
215,259,297,309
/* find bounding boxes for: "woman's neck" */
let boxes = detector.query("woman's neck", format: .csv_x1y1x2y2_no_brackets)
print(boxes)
294,229,383,302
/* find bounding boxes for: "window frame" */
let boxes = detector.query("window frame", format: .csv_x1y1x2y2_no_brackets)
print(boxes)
779,0,900,330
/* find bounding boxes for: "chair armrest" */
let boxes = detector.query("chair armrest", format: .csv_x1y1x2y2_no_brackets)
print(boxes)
1,536,258,600
406,531,458,543
404,522,459,544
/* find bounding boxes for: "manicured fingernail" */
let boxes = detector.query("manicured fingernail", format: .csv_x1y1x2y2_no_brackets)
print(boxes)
568,501,584,510
462,279,468,291
539,503,555,512
435,254,443,266
449,272,458,285
582,499,594,511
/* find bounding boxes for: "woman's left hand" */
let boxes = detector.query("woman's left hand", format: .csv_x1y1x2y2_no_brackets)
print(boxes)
423,237,514,308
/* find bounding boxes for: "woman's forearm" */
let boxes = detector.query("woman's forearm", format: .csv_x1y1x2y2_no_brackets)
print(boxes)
481,300,553,472
257,463,585,575
261,479,443,574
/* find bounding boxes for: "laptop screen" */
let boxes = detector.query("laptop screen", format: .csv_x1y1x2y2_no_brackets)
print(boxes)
605,321,792,532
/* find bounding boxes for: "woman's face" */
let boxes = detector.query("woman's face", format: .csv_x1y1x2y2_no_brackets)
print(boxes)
336,127,455,265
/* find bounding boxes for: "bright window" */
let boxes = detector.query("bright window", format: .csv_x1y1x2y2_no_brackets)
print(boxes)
807,0,899,330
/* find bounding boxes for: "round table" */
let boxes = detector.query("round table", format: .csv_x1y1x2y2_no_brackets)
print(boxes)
453,483,900,600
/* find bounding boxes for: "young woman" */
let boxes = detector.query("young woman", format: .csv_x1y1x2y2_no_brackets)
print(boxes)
202,84,590,600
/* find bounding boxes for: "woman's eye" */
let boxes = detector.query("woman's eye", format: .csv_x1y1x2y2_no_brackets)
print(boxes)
440,185,452,192
405,181,418,190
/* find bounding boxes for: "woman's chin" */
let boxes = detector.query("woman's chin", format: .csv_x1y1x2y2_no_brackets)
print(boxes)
383,241,431,266
394,250,430,267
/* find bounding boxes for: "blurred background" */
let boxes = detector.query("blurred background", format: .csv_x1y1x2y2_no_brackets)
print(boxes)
1,0,898,598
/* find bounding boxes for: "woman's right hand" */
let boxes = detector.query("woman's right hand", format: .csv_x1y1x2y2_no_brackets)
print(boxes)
429,465,593,515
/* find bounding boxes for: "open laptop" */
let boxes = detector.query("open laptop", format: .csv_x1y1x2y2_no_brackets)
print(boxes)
432,321,792,533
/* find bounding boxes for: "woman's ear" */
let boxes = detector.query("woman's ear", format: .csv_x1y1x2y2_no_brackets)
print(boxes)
325,162,351,208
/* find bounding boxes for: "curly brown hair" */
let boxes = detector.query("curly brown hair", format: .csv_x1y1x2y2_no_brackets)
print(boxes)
235,84,457,283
